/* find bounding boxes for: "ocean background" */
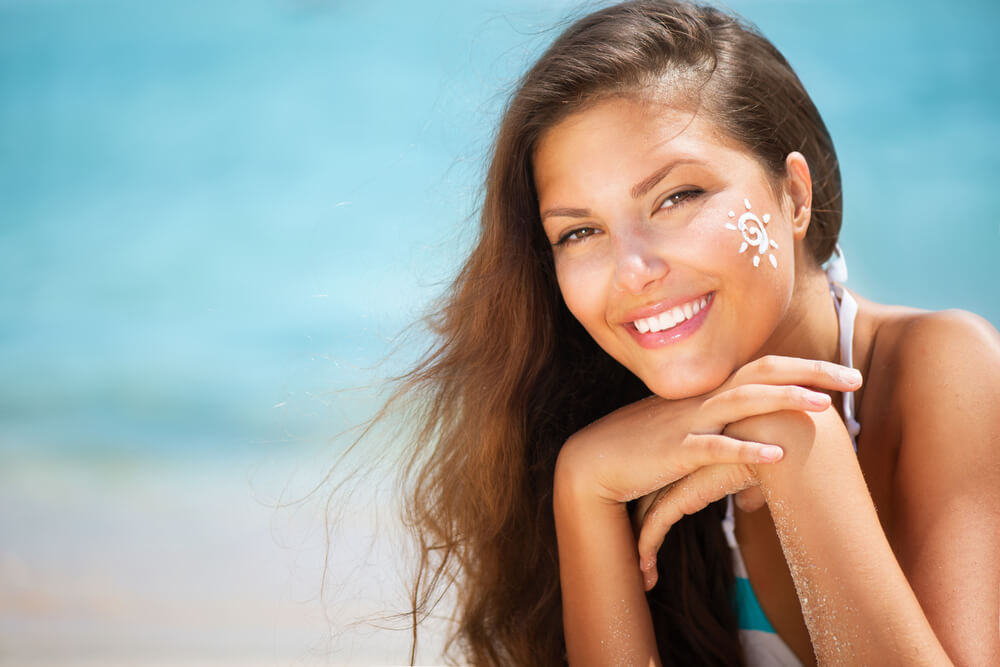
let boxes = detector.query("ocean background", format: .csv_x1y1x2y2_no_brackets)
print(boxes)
1,0,997,664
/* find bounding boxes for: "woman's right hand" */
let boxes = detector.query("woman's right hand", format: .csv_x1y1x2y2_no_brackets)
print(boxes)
553,355,863,580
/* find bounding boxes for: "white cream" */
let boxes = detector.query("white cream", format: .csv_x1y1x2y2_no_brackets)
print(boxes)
725,198,778,269
632,294,711,334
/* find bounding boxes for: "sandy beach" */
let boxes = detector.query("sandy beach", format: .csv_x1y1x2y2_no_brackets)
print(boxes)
0,450,444,666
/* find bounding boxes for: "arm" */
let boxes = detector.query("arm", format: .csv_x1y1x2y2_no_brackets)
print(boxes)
554,462,661,667
736,406,952,665
553,358,862,664
889,312,1000,664
727,312,1000,665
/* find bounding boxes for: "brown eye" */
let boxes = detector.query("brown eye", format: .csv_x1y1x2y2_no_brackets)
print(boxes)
555,226,600,246
658,188,704,211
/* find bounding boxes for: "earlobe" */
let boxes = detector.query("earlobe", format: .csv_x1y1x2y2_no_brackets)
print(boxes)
785,151,812,241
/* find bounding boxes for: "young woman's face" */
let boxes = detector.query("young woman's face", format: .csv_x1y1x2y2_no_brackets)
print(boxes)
533,97,803,399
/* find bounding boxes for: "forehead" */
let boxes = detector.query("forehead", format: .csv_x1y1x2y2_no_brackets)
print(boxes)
533,96,746,197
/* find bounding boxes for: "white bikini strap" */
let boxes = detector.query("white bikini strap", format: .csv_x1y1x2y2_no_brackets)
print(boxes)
825,244,861,450
722,495,738,548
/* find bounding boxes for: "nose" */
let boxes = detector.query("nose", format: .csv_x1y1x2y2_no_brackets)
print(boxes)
613,227,669,294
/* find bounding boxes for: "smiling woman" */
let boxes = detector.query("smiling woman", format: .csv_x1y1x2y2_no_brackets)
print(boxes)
377,1,1000,665
535,103,807,399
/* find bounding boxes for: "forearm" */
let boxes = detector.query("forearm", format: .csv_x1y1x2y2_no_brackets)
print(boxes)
748,411,952,665
554,464,660,667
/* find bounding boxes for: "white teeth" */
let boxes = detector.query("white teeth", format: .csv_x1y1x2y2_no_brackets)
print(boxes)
632,294,712,334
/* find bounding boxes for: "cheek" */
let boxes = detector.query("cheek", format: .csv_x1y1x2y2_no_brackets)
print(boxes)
705,203,796,333
555,254,609,329
722,229,797,349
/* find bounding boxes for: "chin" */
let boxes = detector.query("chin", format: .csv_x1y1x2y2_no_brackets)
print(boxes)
643,367,730,400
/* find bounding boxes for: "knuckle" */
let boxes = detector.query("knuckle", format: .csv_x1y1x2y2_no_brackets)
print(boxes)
647,489,680,523
701,392,722,411
739,439,760,460
729,385,752,403
688,485,716,513
704,434,725,458
676,433,697,459
757,355,778,375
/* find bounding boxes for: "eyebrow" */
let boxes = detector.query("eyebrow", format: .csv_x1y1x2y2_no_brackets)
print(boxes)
540,158,701,221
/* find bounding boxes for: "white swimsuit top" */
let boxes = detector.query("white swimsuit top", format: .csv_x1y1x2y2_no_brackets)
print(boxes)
724,244,861,665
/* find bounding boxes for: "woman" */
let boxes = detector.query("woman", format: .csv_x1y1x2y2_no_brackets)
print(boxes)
393,1,1000,664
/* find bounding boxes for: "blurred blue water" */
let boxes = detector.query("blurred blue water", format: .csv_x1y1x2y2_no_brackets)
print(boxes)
1,0,997,457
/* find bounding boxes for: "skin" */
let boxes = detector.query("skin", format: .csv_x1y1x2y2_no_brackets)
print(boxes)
539,96,1000,665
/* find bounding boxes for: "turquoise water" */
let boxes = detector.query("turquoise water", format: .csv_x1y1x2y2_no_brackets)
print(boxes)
1,0,998,457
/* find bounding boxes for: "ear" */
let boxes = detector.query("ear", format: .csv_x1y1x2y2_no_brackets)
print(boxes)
784,152,812,241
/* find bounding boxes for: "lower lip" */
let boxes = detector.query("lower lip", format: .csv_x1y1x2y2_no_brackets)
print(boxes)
626,294,714,348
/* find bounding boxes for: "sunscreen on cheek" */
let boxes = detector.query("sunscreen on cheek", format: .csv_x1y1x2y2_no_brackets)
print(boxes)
725,198,779,268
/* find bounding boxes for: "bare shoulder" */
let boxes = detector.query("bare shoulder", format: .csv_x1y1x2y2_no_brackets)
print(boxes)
887,308,1000,401
866,306,1000,471
855,298,999,400
854,300,1000,459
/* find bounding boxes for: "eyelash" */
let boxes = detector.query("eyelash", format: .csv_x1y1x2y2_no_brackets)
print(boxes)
552,188,704,247
554,226,599,246
657,188,704,211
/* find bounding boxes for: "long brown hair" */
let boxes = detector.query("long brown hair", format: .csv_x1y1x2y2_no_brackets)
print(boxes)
390,1,842,663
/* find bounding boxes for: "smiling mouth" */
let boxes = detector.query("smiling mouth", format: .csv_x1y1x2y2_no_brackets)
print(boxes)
631,293,713,334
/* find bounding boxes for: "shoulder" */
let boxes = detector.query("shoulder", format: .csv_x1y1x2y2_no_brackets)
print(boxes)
887,309,1000,408
870,308,1000,483
856,303,1000,472
857,303,1000,429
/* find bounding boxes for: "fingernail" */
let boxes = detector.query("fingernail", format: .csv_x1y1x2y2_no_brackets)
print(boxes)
838,368,862,385
805,391,829,407
758,445,783,462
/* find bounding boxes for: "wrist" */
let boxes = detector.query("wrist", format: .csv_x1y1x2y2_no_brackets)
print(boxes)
734,407,857,499
553,443,625,519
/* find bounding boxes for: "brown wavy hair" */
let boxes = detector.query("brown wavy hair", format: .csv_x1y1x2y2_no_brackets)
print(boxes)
390,1,841,664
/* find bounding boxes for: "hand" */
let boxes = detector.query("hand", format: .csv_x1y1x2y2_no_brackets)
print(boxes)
553,355,862,589
631,357,862,588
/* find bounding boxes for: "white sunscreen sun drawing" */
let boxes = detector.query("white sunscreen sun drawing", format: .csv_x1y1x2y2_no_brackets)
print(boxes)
725,198,779,268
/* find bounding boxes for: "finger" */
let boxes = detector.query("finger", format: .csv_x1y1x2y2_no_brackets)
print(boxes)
637,464,756,591
665,433,783,479
699,383,832,431
730,355,863,393
634,432,781,527
734,486,767,513
631,486,668,535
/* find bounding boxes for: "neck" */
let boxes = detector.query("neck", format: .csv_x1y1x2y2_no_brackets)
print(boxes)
756,265,839,364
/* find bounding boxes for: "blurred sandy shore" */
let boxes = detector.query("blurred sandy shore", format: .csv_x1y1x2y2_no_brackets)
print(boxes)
0,451,443,666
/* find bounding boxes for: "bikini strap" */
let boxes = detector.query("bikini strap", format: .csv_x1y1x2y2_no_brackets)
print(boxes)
825,244,861,451
723,495,738,548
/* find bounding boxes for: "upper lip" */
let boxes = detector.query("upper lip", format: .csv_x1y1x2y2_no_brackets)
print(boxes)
619,291,714,324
